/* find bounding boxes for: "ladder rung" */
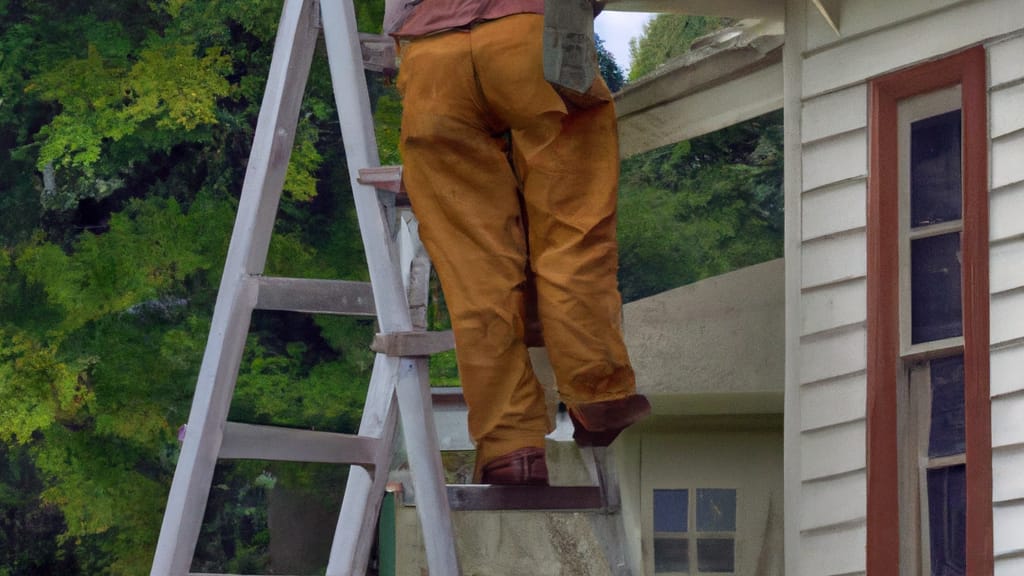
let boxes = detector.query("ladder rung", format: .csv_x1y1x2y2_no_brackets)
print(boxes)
371,330,455,356
359,33,397,73
220,422,379,466
446,485,605,511
357,165,404,194
252,276,376,316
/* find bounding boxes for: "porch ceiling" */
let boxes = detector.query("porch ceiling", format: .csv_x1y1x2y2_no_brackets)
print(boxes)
604,0,784,21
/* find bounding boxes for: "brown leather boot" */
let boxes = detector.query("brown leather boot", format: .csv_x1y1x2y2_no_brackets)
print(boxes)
568,394,652,447
479,447,549,486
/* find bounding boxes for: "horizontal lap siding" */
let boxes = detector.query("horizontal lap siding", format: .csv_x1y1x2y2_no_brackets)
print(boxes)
993,446,1024,503
989,31,1024,570
991,130,1024,189
990,183,1024,240
800,471,867,531
798,82,870,572
800,521,867,575
803,0,968,53
802,180,867,241
794,9,1024,575
802,0,1024,98
801,279,866,336
800,372,867,432
995,555,1024,576
991,343,1024,397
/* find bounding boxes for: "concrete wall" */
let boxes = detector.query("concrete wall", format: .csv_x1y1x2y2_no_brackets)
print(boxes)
623,258,785,414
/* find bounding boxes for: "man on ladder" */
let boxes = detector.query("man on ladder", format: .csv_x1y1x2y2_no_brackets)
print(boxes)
384,0,651,485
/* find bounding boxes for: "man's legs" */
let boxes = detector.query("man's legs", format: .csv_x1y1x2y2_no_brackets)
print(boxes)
397,28,552,481
398,14,645,482
473,15,637,406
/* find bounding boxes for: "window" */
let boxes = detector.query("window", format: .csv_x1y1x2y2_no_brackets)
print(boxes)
867,47,992,575
902,357,968,575
895,86,969,575
653,488,737,574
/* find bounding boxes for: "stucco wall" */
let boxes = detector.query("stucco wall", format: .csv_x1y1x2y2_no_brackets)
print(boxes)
623,258,785,413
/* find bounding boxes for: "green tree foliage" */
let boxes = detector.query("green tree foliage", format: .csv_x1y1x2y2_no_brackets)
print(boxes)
616,14,782,301
617,112,784,301
0,0,394,572
595,34,625,93
627,14,728,81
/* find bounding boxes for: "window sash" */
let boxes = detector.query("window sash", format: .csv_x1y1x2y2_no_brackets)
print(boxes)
897,85,963,357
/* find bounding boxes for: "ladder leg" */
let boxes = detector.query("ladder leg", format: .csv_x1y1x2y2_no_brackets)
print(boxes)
326,357,400,576
320,0,460,573
396,216,460,574
394,358,461,574
150,0,320,573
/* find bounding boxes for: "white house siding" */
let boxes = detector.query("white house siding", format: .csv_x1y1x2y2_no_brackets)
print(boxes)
987,31,1024,572
797,77,869,574
796,91,871,564
796,2,1024,573
801,0,1024,99
803,0,969,53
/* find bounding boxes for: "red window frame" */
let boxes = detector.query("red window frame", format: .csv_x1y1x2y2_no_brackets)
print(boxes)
866,46,992,574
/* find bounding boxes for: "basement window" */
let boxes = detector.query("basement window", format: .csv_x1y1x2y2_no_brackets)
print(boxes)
653,488,736,574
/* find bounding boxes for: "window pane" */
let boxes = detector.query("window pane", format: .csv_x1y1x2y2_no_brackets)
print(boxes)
696,489,737,532
911,109,962,227
929,355,966,458
654,538,689,573
911,233,962,343
697,538,735,573
654,489,688,533
927,465,966,576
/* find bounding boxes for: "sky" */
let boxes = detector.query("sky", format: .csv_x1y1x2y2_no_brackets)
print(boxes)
594,11,655,74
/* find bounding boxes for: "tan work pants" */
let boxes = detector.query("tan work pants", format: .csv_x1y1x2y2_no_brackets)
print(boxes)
397,14,636,476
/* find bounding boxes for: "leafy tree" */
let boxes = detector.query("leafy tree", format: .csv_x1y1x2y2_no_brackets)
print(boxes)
617,112,784,301
616,14,782,301
628,14,729,81
0,0,394,572
595,33,625,93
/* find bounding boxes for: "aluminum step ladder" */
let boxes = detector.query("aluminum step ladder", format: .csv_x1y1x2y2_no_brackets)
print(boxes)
149,0,457,573
149,0,632,574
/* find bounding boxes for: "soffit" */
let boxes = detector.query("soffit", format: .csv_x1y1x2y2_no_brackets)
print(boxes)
604,0,784,21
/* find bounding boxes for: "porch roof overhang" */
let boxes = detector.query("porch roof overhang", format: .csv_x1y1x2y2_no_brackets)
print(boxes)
604,0,784,20
612,19,784,157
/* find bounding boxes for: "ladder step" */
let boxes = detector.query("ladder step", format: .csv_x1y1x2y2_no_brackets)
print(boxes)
220,422,379,466
252,276,376,316
359,33,397,74
371,330,455,356
357,165,404,194
446,485,605,511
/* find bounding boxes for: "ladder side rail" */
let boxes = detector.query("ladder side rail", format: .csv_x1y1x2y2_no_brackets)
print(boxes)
320,1,459,574
319,0,410,331
327,358,399,575
150,0,320,573
392,218,460,574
